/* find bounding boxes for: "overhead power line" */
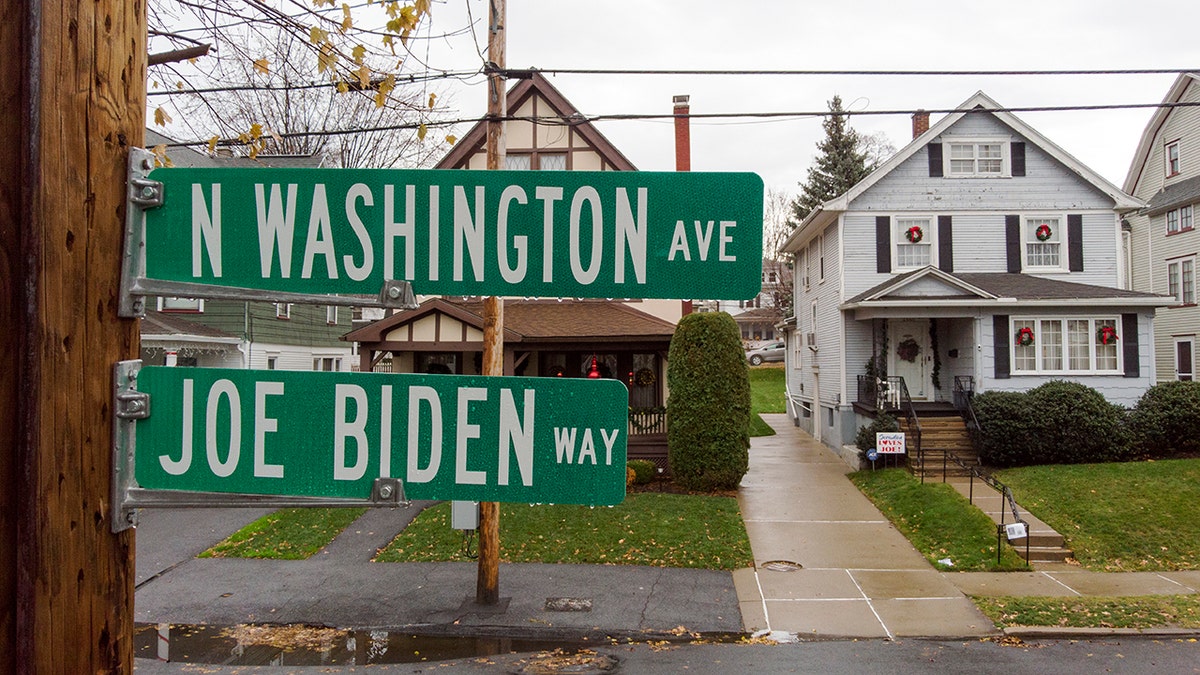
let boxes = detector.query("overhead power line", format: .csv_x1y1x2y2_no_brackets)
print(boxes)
157,100,1200,150
502,67,1200,77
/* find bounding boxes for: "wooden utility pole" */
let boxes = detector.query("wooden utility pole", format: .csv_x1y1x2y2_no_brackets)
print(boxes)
2,0,143,671
476,0,506,606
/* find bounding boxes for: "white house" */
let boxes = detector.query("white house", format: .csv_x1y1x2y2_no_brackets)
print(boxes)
1122,72,1200,382
781,92,1172,453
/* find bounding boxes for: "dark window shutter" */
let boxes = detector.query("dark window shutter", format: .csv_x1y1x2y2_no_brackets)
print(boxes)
1011,142,1026,177
1005,215,1022,272
1122,313,1140,378
1068,214,1084,272
928,143,943,177
993,315,1011,379
938,215,953,272
876,216,891,273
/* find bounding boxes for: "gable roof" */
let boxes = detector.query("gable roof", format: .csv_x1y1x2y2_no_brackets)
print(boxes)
1122,72,1200,194
844,267,1170,309
343,298,676,345
434,71,637,171
783,91,1142,252
140,310,241,343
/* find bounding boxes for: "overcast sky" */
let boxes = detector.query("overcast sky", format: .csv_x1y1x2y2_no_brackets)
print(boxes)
414,0,1197,195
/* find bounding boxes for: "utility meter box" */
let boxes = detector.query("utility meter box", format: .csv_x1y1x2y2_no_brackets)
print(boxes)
451,500,479,530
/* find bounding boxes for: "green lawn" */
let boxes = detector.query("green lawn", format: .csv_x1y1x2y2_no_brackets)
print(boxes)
748,365,786,437
996,459,1200,571
849,468,1027,571
200,507,367,560
376,493,753,570
975,595,1200,629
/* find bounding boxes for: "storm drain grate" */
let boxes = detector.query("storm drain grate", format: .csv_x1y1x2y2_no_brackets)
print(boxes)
760,560,803,572
544,597,593,612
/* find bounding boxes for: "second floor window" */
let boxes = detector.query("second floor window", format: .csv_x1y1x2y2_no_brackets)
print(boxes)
947,140,1006,177
1168,258,1196,305
1167,205,1194,235
1025,216,1063,269
895,217,932,269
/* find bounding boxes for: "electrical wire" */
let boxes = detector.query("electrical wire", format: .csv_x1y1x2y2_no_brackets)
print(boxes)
512,67,1200,77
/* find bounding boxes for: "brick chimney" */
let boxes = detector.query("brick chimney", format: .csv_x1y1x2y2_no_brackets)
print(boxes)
912,109,930,139
673,94,691,171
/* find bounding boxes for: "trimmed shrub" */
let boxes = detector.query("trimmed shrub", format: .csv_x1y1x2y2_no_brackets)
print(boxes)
627,460,657,485
1129,381,1200,457
667,312,751,491
855,413,899,460
971,391,1039,467
974,381,1130,467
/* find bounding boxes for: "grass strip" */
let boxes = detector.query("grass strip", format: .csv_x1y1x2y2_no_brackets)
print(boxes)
996,459,1200,572
974,595,1200,629
748,365,785,437
376,493,753,570
849,468,1027,572
200,507,367,560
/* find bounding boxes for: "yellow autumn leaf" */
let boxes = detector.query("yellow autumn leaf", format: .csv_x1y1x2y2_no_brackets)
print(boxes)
151,80,159,89
445,134,457,145
336,81,349,94
249,123,263,139
351,44,367,64
341,3,352,30
153,107,172,126
254,58,270,75
417,123,427,141
427,92,437,109
309,26,327,44
355,66,370,88
207,136,219,153
317,45,337,74
415,0,431,15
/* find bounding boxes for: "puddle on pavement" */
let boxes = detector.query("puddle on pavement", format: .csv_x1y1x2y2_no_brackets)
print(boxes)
135,623,740,666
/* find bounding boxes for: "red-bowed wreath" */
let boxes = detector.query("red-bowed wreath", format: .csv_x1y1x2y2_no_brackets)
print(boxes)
905,225,924,243
1015,327,1035,347
1035,224,1053,241
1098,325,1119,345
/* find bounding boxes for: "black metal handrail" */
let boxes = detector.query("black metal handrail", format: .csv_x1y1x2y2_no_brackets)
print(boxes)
941,451,1030,566
884,376,922,471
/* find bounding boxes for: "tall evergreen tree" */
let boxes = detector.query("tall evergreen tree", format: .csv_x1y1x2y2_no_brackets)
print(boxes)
791,95,875,224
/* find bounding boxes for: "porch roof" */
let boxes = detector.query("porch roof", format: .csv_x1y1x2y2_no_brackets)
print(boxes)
140,311,241,344
844,268,1172,310
1143,174,1200,217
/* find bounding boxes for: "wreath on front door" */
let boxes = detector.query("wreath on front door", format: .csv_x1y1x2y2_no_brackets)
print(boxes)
896,337,921,363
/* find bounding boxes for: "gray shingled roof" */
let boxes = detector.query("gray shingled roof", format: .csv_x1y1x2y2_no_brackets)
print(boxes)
144,130,323,169
1144,174,1200,216
140,310,240,340
847,269,1162,305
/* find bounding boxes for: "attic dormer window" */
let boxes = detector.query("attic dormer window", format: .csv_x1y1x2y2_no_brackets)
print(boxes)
944,138,1010,177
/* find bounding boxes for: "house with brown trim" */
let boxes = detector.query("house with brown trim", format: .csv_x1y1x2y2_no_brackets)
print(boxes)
342,71,690,465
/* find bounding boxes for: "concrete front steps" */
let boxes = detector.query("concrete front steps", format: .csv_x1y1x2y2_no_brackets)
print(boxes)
900,414,979,479
943,478,1076,563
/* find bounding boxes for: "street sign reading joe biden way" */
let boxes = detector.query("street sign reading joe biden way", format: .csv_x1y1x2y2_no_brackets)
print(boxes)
142,168,764,300
133,366,630,505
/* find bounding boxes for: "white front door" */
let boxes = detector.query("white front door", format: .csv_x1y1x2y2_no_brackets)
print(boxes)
890,319,932,400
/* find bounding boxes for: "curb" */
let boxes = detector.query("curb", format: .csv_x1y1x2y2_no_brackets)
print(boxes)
1003,626,1200,639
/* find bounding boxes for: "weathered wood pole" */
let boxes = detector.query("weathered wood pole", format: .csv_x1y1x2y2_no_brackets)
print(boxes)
2,0,144,671
476,0,506,606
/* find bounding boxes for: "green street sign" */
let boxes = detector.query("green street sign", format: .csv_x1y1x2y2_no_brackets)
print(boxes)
133,366,629,505
142,168,763,300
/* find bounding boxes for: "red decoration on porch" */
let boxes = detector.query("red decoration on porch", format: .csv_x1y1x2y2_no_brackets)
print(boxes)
1016,327,1035,347
1098,325,1119,345
587,356,601,378
905,225,923,243
1035,224,1052,241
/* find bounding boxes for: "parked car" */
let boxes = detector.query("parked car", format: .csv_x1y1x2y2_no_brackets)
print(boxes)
746,341,785,366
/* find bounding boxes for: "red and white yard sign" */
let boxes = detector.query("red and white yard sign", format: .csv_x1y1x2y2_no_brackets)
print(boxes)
876,432,906,455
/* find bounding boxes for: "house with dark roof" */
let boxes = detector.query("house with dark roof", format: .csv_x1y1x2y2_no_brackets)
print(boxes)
781,91,1172,459
1122,72,1200,382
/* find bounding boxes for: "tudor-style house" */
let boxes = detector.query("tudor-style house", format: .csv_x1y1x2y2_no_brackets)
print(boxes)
1123,72,1200,382
781,91,1172,457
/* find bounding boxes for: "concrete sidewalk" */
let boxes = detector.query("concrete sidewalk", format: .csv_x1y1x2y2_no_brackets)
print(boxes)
734,414,994,639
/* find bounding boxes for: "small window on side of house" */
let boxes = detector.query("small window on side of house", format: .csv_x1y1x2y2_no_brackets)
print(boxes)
945,138,1009,177
276,303,291,319
159,297,203,312
1167,140,1181,177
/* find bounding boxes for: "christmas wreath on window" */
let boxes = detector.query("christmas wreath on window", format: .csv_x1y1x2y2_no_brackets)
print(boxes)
633,367,657,388
1015,326,1035,347
896,337,921,363
905,225,924,243
1035,224,1053,241
1097,325,1119,345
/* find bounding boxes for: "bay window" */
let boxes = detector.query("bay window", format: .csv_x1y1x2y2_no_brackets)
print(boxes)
1012,317,1122,374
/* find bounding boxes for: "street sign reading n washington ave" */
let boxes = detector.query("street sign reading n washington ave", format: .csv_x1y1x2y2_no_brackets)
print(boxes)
130,366,630,506
140,168,764,300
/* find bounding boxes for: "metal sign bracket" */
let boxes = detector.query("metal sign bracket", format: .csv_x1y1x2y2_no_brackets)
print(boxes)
112,360,145,532
119,148,161,318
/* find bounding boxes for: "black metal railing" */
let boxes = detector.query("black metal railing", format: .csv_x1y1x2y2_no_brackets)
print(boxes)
885,377,922,469
628,407,667,435
939,452,1031,566
953,376,984,462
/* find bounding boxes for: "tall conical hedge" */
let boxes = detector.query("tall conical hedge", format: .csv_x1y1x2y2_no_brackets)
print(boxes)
667,312,751,490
